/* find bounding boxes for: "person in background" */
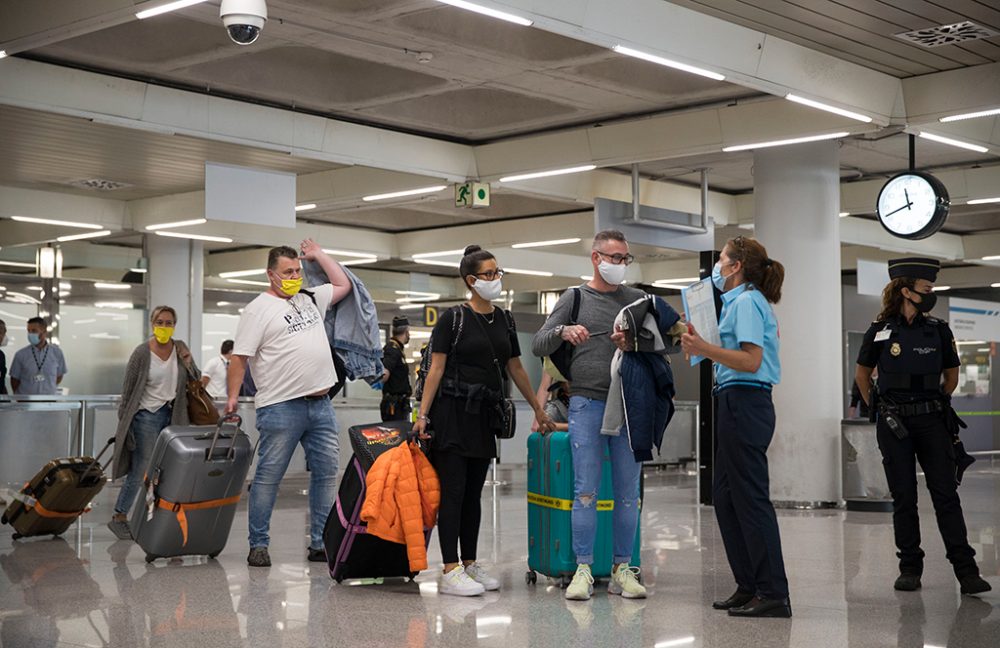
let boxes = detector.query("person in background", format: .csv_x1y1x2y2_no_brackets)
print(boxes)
531,229,648,601
544,380,571,432
108,306,199,540
380,316,412,422
414,245,554,596
9,317,67,396
226,240,352,568
0,319,8,395
681,235,790,618
201,339,234,399
854,257,990,596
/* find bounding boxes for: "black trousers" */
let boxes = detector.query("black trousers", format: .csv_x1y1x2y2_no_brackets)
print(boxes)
713,387,789,599
876,410,978,577
379,395,411,422
431,449,491,565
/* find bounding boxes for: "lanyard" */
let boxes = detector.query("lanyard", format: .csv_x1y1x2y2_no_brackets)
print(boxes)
30,345,49,372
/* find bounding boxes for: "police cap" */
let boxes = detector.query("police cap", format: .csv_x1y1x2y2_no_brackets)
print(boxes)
887,257,940,282
391,316,409,328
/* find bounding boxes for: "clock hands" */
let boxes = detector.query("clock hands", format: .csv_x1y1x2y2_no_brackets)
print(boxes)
904,188,911,208
884,201,914,218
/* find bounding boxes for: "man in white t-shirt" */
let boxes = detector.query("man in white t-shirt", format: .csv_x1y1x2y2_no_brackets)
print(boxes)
226,239,352,567
200,339,233,399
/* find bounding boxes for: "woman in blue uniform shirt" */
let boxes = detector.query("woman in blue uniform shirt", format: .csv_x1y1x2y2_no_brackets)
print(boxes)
854,257,990,596
681,235,790,618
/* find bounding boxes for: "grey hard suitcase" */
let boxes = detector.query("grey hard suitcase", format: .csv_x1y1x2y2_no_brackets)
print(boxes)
128,415,252,563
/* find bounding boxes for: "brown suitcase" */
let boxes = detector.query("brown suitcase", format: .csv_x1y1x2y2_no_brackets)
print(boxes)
1,439,114,539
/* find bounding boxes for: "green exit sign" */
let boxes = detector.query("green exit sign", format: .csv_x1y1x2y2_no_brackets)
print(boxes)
455,182,490,208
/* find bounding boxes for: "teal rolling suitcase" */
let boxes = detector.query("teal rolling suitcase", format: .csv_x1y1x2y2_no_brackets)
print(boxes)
526,431,641,587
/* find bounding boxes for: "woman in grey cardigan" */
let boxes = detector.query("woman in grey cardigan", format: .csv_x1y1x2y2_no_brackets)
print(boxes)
107,305,200,540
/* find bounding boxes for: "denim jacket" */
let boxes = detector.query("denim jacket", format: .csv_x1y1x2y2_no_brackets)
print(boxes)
302,260,384,384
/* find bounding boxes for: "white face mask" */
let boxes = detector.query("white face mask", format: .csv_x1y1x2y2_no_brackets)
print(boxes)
472,278,503,301
597,260,627,286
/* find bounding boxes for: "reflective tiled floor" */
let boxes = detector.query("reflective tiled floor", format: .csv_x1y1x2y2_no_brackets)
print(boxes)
1,465,998,648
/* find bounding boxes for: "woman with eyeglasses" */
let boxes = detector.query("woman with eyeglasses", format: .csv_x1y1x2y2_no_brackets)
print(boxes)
681,236,791,618
414,245,555,597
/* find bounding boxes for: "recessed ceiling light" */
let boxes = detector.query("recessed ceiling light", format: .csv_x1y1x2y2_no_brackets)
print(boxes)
11,216,103,229
129,267,148,273
0,51,8,60
94,282,131,290
416,259,461,268
399,304,424,310
967,197,1000,205
931,285,951,291
135,0,210,20
340,258,378,266
612,45,725,81
505,268,554,277
839,212,850,218
785,95,873,123
0,260,37,268
145,218,207,231
992,282,1000,287
435,0,533,26
155,231,233,243
322,249,380,259
226,278,270,287
295,203,317,212
57,230,112,242
412,249,466,259
918,132,989,153
219,269,265,278
939,107,1000,122
363,186,448,201
93,301,134,309
500,165,597,183
511,238,582,249
982,255,1000,261
723,132,850,153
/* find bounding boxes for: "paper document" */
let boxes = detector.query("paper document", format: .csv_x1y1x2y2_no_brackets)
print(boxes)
680,278,721,366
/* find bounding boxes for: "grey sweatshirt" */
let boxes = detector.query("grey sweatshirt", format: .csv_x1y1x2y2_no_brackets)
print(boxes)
532,284,646,401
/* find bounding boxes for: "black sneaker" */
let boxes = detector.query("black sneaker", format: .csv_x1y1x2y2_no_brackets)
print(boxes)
107,518,132,540
247,546,271,567
307,547,326,563
959,574,992,596
894,573,922,591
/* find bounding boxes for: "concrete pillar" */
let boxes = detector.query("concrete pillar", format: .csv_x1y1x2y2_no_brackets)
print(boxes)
753,140,842,506
146,235,203,365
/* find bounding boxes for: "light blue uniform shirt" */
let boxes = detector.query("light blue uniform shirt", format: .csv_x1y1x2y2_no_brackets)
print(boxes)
715,283,781,387
9,343,67,395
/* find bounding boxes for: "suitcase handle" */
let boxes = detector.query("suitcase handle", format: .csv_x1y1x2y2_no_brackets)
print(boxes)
206,414,243,461
82,437,116,478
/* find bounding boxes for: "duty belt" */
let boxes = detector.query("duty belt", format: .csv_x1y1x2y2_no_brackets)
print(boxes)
891,399,945,417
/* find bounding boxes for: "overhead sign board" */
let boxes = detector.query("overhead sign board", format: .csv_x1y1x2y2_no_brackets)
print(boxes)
949,297,1000,341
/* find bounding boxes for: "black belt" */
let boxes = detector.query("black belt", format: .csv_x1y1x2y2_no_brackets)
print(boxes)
302,394,329,401
891,400,945,417
713,381,772,395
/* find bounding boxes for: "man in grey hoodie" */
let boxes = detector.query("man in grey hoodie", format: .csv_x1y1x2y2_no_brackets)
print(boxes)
531,230,648,601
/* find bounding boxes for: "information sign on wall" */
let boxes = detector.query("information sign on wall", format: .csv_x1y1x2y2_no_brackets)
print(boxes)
949,297,1000,341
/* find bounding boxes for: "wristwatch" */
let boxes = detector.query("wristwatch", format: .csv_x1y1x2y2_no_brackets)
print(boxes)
554,325,565,337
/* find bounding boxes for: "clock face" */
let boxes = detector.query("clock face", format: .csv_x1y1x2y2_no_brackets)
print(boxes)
875,172,949,240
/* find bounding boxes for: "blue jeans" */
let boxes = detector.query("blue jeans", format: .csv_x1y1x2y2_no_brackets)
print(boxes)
249,397,339,549
114,405,172,515
568,396,642,565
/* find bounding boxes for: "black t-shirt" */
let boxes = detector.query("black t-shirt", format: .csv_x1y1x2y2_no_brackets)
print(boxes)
432,305,520,390
382,339,411,396
857,314,960,401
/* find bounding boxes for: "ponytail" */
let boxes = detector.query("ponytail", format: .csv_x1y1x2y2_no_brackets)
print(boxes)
725,235,784,304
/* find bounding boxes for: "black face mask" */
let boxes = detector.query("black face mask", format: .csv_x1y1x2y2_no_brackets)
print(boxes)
908,291,937,313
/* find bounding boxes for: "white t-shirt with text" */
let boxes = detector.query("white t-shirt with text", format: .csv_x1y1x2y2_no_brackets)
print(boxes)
233,285,337,409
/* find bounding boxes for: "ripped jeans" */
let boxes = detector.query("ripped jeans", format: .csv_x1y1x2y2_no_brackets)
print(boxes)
568,396,642,565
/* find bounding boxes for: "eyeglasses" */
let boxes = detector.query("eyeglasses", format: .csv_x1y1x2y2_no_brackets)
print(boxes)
474,268,505,280
596,250,635,266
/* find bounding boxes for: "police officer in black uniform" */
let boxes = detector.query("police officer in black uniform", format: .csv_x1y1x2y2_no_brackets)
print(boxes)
855,258,990,596
380,316,412,422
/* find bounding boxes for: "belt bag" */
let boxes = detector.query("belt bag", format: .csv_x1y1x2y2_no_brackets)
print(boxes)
467,311,516,440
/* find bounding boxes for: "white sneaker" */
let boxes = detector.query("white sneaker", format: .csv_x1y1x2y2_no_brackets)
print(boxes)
464,562,500,591
565,564,594,601
608,564,647,599
438,565,485,597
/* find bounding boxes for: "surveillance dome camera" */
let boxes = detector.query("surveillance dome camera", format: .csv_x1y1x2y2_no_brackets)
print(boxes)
220,0,268,45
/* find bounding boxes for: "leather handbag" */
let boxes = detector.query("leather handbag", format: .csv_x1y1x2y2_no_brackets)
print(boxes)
182,359,219,426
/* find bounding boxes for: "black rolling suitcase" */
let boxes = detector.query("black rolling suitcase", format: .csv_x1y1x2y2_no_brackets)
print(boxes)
128,415,252,563
323,421,427,583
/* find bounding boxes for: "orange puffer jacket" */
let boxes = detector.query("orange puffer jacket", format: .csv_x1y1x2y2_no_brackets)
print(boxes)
360,442,440,572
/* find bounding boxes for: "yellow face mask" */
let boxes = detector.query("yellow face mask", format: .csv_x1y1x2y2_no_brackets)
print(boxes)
278,277,303,297
153,326,174,344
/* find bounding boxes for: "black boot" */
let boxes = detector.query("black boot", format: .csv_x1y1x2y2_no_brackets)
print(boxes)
712,589,754,610
894,573,922,591
959,574,991,596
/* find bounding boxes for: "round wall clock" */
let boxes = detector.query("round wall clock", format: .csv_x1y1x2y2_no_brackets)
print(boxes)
875,171,950,240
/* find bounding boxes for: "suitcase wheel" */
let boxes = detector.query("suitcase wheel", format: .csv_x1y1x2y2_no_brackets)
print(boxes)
145,554,158,564
11,533,22,541
334,575,344,584
408,572,418,582
525,570,537,586
208,551,221,560
558,575,571,589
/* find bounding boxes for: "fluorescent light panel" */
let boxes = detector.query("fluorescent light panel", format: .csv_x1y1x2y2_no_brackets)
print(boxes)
219,269,265,278
94,282,131,290
340,258,378,266
93,301,133,309
0,51,7,59
511,238,581,249
129,267,148,273
723,132,850,153
362,185,448,202
0,260,36,268
145,218,207,231
416,259,461,268
500,165,596,183
322,249,379,259
785,94,873,123
11,216,102,229
435,0,533,26
992,282,1000,288
982,255,1000,261
918,132,989,153
135,0,210,20
505,267,554,277
413,249,466,259
57,230,112,242
613,45,725,81
839,211,850,217
967,197,1000,205
931,286,951,291
940,108,1000,123
226,278,270,287
155,231,233,243
295,203,317,212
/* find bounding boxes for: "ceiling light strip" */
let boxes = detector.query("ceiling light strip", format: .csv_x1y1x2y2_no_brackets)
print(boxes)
511,238,582,249
94,282,131,290
135,0,210,20
11,216,103,229
499,165,596,183
226,278,270,287
362,185,448,202
967,197,1000,205
939,108,1000,123
219,269,266,278
785,94,873,123
0,260,37,268
505,267,554,277
722,131,850,153
435,0,533,26
415,259,461,268
322,249,379,259
0,51,7,59
612,45,725,81
295,204,317,212
412,249,466,259
145,218,207,231
917,132,989,153
57,230,112,242
155,231,233,243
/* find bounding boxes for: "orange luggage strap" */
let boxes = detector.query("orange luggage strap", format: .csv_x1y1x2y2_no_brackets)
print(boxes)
25,499,87,519
155,495,242,546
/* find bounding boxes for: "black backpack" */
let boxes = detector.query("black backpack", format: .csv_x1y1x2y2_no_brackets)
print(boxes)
301,289,346,398
547,287,581,380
